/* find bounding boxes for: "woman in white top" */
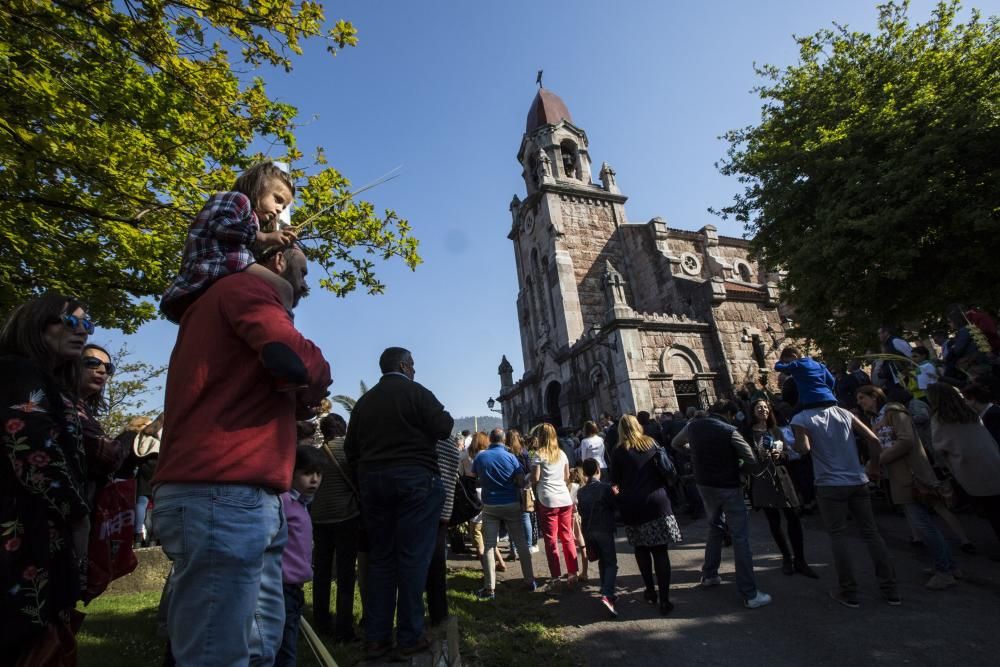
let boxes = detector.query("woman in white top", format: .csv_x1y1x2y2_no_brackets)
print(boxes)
531,423,578,583
579,421,607,473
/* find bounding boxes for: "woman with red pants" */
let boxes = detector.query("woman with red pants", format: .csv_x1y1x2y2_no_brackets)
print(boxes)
531,423,578,586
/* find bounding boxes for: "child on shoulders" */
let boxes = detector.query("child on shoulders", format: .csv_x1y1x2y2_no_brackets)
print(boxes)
774,345,837,410
160,161,298,323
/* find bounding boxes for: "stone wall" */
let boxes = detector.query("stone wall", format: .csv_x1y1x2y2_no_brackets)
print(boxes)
555,193,628,328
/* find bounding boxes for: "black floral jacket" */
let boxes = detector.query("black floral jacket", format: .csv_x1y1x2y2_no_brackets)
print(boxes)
1,356,88,649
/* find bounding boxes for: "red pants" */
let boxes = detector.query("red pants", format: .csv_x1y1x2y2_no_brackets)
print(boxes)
537,503,578,577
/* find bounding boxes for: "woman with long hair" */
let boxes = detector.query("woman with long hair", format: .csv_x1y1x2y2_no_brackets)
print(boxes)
531,423,578,585
611,414,682,614
743,399,818,578
1,294,92,661
79,343,125,493
927,383,1000,543
857,385,960,589
506,429,536,560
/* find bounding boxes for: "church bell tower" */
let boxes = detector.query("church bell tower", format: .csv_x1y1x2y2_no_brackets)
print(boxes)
506,84,630,424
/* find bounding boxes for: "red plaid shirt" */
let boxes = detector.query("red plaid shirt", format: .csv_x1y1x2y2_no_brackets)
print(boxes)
160,191,259,323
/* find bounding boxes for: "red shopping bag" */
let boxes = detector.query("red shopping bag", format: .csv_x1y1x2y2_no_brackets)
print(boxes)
82,478,138,602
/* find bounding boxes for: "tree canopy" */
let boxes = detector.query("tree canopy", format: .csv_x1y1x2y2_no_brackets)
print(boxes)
715,1,999,354
0,0,420,332
98,344,167,437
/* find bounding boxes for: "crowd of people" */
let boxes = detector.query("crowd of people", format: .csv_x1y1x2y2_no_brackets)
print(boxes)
2,159,999,665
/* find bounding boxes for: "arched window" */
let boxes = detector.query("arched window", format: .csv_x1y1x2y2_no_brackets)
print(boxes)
560,140,578,179
659,344,704,376
734,259,755,283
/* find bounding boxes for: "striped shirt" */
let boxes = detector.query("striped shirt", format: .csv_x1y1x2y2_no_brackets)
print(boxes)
311,438,360,524
436,437,462,522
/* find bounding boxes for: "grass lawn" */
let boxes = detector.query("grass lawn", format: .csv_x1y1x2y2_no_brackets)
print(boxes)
77,568,571,666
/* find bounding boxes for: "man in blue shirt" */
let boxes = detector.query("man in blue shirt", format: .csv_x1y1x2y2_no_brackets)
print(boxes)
472,428,536,598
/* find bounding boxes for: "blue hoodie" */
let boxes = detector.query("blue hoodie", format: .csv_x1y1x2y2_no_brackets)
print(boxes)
774,356,836,406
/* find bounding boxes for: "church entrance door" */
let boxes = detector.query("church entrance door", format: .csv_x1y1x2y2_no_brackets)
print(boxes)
545,381,563,428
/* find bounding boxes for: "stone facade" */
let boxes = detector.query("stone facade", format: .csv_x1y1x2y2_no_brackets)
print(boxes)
497,88,793,432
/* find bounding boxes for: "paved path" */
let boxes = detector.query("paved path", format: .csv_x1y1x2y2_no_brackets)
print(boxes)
452,504,1000,666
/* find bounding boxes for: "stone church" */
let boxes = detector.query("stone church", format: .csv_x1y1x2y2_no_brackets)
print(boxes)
495,87,794,432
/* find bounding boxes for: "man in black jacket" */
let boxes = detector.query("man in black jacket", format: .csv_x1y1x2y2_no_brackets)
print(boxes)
344,347,453,660
672,399,771,609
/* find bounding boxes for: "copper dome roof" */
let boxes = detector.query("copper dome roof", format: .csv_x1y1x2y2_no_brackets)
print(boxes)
525,88,572,133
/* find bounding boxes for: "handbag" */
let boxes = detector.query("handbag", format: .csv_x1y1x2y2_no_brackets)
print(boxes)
520,486,535,513
912,474,954,508
650,445,678,486
748,462,799,509
448,476,483,526
83,478,138,603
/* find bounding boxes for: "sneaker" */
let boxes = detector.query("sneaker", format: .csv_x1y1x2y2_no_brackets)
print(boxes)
365,641,393,660
925,572,957,590
397,635,431,658
601,595,618,617
828,590,859,609
475,588,495,601
883,591,902,606
643,587,658,604
659,599,674,615
794,560,820,579
923,567,965,579
700,575,722,587
528,545,540,554
743,591,772,609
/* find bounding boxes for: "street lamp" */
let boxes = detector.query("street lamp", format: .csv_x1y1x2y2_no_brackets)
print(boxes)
486,397,503,414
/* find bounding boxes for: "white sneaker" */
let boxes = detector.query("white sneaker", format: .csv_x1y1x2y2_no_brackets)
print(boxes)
744,591,772,609
528,546,540,554
700,576,722,587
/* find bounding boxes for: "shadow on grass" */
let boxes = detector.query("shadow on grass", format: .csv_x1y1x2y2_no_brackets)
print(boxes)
445,568,572,667
76,570,570,667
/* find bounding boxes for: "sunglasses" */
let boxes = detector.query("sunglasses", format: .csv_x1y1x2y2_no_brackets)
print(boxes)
60,313,95,335
83,356,115,376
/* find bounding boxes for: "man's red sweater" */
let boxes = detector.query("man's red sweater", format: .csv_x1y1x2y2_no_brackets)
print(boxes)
154,272,331,491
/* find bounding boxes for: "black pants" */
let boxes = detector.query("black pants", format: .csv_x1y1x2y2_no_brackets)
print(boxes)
312,516,360,637
425,523,449,625
634,544,672,600
763,507,805,562
978,494,1000,543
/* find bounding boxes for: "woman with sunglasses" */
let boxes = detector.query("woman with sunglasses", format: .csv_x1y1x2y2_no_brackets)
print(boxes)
78,344,126,492
0,294,93,662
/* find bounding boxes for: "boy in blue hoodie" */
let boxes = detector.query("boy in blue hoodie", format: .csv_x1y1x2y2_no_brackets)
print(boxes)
774,346,837,410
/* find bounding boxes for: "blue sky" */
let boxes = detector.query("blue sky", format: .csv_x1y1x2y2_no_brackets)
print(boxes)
98,0,993,418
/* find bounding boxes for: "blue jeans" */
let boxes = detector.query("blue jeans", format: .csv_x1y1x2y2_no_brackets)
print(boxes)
510,511,533,558
585,531,618,598
135,495,150,539
360,466,444,647
275,584,305,667
153,483,287,667
698,485,758,600
902,502,955,573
